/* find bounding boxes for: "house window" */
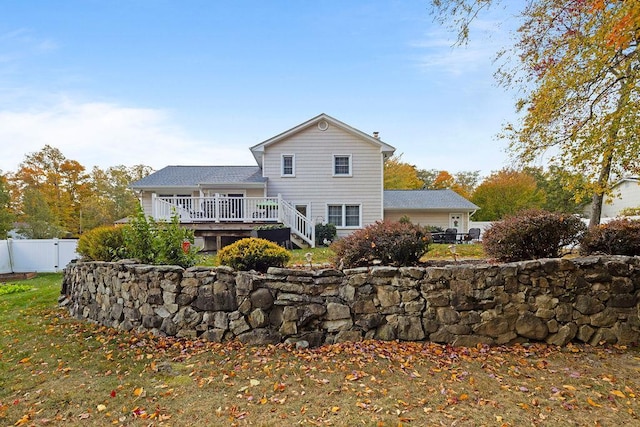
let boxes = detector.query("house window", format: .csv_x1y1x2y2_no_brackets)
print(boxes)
327,204,361,228
282,154,295,177
345,205,360,227
333,155,352,176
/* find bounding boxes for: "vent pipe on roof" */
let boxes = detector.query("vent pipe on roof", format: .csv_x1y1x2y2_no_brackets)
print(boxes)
373,131,379,139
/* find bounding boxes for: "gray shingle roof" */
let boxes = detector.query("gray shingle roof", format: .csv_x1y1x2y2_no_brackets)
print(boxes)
130,166,265,188
384,189,479,211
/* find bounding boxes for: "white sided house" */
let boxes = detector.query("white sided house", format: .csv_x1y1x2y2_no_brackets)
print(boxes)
601,177,640,218
130,114,478,250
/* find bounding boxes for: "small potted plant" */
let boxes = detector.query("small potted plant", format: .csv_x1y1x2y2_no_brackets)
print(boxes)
250,223,291,247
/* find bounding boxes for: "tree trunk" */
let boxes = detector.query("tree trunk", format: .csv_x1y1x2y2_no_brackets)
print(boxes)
589,193,604,228
588,69,633,229
589,149,613,229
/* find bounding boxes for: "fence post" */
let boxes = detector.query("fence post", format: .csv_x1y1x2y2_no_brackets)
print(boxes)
7,238,14,273
53,238,59,271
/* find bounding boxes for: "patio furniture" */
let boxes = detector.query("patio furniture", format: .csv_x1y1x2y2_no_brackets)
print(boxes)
467,227,481,242
443,228,458,244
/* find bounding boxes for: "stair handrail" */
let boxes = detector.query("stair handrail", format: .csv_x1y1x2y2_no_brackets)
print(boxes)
278,197,315,247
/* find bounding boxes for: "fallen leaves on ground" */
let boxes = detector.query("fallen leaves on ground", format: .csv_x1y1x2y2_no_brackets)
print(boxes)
2,307,640,426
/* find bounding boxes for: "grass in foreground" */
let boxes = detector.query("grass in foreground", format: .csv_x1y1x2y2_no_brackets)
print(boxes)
2,274,640,426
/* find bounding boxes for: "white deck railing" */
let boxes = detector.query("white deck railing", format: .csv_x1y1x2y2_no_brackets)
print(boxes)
280,199,315,247
151,194,315,247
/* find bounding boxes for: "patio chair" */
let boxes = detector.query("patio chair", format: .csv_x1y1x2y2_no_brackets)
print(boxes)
467,227,481,242
444,228,458,244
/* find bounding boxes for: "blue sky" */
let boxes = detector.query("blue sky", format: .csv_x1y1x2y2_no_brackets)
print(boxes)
0,1,520,177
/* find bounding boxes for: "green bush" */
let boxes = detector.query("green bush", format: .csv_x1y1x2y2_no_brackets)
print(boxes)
330,220,431,268
619,207,640,216
0,283,32,296
123,206,157,264
315,223,337,246
153,214,199,268
120,207,199,268
78,207,199,268
482,209,586,262
254,223,288,230
217,237,291,272
580,218,640,256
77,225,126,261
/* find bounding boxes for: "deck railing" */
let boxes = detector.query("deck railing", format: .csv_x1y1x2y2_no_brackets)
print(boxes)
152,195,280,222
280,199,315,247
151,194,315,247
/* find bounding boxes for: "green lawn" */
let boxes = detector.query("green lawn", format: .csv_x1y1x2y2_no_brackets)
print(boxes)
200,243,486,268
2,272,640,426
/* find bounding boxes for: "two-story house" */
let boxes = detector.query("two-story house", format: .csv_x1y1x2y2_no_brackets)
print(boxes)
130,113,478,250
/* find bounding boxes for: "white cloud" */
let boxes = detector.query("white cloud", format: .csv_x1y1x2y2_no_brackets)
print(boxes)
0,97,255,173
411,18,509,76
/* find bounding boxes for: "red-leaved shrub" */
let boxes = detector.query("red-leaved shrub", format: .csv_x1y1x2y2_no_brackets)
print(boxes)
580,218,640,256
482,209,586,262
331,220,431,268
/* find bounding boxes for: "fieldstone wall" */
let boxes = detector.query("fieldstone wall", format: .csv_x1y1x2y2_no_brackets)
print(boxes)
60,256,640,347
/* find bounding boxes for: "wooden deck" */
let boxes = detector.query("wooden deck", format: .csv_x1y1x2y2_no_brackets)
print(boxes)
151,195,315,249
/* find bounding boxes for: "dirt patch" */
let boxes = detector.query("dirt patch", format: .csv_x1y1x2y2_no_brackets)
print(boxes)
0,272,37,282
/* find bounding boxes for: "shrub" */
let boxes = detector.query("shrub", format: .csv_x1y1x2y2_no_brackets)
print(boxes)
154,214,199,268
580,218,640,256
254,223,288,230
77,225,126,261
330,220,431,268
123,206,157,264
78,207,198,268
398,215,412,224
482,209,586,262
218,237,290,272
315,223,337,246
619,207,640,217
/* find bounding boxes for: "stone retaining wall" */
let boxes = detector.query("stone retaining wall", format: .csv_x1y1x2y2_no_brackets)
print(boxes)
60,256,640,347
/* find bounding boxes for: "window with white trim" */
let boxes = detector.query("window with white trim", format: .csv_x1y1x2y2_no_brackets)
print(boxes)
281,154,295,177
327,204,361,228
333,154,352,176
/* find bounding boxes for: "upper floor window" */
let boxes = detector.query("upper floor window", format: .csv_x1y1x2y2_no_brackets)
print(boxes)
281,154,295,177
333,154,352,176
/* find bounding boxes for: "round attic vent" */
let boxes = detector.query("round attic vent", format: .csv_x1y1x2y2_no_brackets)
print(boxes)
317,120,329,131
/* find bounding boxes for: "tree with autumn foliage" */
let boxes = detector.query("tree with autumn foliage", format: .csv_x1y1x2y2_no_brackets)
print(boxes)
419,169,480,198
525,166,590,214
8,145,153,237
470,169,545,221
431,0,640,227
81,164,153,232
10,145,91,236
17,188,64,238
384,155,424,189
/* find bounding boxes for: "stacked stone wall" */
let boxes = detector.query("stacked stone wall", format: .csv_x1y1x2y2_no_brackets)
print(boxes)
60,256,640,347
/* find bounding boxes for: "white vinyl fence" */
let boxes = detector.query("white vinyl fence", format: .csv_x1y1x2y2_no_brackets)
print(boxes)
0,239,79,274
469,221,494,239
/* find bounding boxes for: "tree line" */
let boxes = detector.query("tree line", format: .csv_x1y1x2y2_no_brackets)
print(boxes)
384,155,591,221
0,145,152,239
0,144,618,240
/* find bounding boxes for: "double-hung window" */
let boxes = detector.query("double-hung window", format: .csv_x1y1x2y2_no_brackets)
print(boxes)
327,204,361,228
333,154,352,176
281,154,295,177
